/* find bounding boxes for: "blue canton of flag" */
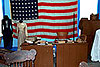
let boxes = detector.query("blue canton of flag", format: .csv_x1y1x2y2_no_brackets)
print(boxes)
10,0,38,20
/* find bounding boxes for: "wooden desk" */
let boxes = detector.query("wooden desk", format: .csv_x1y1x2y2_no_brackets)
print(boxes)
56,43,88,67
21,45,53,67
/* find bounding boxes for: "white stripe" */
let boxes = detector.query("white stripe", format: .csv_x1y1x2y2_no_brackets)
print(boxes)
38,5,77,10
13,31,77,36
28,31,77,36
13,23,77,30
39,11,77,16
13,24,77,30
12,18,77,23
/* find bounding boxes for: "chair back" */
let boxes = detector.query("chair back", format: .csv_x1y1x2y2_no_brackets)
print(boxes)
79,61,88,67
4,49,36,67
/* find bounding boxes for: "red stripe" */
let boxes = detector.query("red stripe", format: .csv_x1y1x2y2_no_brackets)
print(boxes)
13,35,18,39
39,14,77,20
13,33,78,39
38,8,77,13
27,27,77,33
28,34,78,39
13,23,17,26
27,21,77,26
13,27,77,33
38,1,77,6
13,29,17,33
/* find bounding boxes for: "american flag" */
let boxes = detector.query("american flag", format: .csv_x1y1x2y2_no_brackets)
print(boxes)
11,0,78,40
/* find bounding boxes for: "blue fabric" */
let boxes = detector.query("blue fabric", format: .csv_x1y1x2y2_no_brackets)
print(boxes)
1,0,18,48
3,0,11,18
2,0,5,16
78,0,80,37
98,0,100,19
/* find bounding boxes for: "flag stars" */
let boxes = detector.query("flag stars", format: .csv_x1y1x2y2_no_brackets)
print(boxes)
32,17,34,19
19,14,21,16
25,7,27,9
12,3,14,5
10,0,38,20
29,14,31,16
29,10,30,12
22,7,24,9
16,11,18,12
26,14,28,16
26,18,28,20
19,3,20,5
29,18,31,20
19,11,21,12
16,14,18,16
35,6,37,8
28,6,30,8
35,13,37,15
35,10,37,11
13,10,15,12
19,7,21,9
15,3,17,5
25,10,27,12
32,6,34,8
16,7,18,9
34,2,36,4
32,14,34,15
25,3,27,5
35,17,37,19
32,10,34,12
13,14,15,16
31,2,34,4
28,3,30,4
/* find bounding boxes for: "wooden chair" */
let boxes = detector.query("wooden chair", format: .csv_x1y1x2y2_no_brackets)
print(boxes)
4,49,36,67
79,61,88,67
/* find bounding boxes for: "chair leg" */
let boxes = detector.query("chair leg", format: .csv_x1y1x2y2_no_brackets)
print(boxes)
16,62,18,67
19,62,21,67
13,63,15,67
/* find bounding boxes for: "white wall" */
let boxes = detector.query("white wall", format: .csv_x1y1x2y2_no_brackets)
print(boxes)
80,0,98,20
0,1,3,37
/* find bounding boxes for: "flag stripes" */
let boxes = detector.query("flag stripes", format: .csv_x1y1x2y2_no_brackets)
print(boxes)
12,0,78,40
38,1,78,6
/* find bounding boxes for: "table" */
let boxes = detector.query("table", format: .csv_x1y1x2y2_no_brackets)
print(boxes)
56,43,88,67
21,45,53,67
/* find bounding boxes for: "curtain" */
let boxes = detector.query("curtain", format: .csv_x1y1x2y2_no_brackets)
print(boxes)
0,0,3,37
98,0,100,19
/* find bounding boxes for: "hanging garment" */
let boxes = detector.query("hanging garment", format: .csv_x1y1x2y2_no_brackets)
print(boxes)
2,16,13,49
17,22,28,50
91,29,100,62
